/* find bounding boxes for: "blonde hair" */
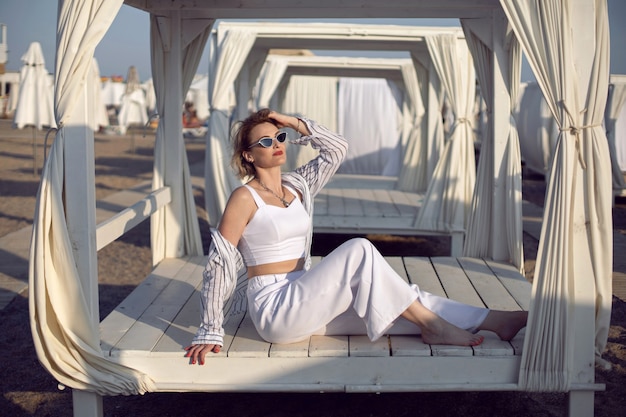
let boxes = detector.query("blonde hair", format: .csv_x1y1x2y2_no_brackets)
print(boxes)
230,108,278,179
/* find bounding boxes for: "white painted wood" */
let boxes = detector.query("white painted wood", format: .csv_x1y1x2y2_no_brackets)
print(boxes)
111,259,204,356
96,186,171,250
349,335,389,357
568,390,595,417
403,256,446,297
489,9,513,262
72,390,103,417
270,338,311,358
431,257,484,307
100,257,191,354
227,313,271,358
389,335,431,357
484,259,531,310
309,335,349,357
458,257,522,311
126,0,501,20
161,9,186,259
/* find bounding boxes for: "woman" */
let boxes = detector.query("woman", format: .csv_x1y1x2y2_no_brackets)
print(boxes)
186,109,527,365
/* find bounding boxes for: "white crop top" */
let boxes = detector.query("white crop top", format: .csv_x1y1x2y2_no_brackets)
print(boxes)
238,184,310,267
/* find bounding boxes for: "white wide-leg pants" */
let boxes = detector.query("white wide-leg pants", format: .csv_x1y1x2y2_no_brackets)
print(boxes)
246,238,489,344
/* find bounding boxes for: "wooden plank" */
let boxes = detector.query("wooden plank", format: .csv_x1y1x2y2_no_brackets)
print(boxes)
387,189,419,217
484,259,531,311
403,256,446,297
342,188,365,216
431,257,484,307
227,313,271,358
385,256,408,282
326,188,345,216
389,335,431,357
372,189,400,217
349,335,390,357
309,335,349,357
111,258,205,356
270,338,311,358
100,257,190,355
457,257,522,311
472,331,514,356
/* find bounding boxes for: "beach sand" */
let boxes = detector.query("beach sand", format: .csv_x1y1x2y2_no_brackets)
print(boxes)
1,118,625,416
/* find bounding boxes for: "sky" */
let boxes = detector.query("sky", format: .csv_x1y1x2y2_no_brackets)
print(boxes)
1,0,625,83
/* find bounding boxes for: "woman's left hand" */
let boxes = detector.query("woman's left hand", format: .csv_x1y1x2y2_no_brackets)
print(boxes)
184,343,221,365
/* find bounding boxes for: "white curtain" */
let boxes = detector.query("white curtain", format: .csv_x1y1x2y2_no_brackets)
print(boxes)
396,61,427,191
414,34,476,232
517,82,560,176
461,20,524,272
204,28,257,226
149,15,207,265
605,78,626,188
89,58,110,130
254,55,289,110
337,78,402,176
280,75,337,170
29,0,155,395
501,0,613,390
616,101,626,171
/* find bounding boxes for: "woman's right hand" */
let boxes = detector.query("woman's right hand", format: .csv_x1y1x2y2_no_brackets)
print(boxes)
184,343,221,365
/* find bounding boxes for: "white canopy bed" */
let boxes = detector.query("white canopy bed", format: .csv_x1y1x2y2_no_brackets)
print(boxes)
28,1,612,416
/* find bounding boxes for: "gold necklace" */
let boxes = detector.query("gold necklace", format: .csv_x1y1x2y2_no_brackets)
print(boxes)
257,179,290,207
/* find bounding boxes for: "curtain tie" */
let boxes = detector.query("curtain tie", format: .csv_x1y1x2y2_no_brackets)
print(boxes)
559,101,601,170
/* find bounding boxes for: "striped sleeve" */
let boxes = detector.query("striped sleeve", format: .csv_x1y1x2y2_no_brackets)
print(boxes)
291,118,348,197
191,228,244,347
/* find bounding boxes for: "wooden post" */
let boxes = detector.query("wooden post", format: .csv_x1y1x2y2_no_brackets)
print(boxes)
162,9,185,258
489,10,512,261
63,68,102,417
568,0,597,405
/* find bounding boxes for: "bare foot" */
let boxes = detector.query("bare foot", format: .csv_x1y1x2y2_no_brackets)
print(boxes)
402,300,485,346
478,310,528,341
420,318,485,346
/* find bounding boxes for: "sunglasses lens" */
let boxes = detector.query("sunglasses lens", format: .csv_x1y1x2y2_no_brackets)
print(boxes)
250,132,288,148
259,137,274,147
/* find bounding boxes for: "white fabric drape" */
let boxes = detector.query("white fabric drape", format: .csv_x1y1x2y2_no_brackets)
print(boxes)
501,0,613,390
149,15,207,265
254,56,289,110
396,61,427,191
461,20,524,272
88,58,110,130
517,82,560,176
337,78,403,176
414,34,476,232
29,0,155,395
616,101,626,171
204,28,257,226
605,78,626,189
280,75,337,170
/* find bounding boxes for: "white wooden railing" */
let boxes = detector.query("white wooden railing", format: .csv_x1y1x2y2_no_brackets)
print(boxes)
95,186,171,251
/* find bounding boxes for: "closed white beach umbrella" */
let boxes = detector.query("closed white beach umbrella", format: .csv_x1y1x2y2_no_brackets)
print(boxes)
13,41,57,174
117,65,148,135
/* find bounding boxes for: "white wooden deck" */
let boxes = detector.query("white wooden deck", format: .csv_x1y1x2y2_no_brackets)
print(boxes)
312,174,465,255
100,254,532,392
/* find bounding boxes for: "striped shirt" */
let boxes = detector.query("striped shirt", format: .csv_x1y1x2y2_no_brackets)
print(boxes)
192,118,348,347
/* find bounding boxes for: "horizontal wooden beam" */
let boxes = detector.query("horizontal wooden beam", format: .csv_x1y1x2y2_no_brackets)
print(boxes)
124,0,499,19
96,186,171,251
